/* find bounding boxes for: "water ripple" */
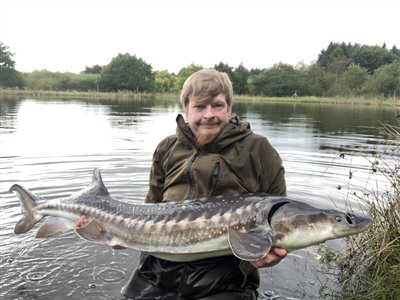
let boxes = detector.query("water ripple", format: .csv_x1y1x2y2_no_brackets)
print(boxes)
1,99,397,299
96,267,126,283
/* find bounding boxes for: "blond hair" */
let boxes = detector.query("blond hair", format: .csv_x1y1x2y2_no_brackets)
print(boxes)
180,69,233,108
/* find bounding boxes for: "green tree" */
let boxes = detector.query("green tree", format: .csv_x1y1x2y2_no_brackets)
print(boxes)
214,62,251,95
0,42,15,69
214,62,235,80
100,53,154,92
367,61,400,97
390,45,400,59
154,70,175,92
301,64,328,96
82,64,103,74
233,63,250,95
0,42,24,88
317,42,355,69
317,42,357,95
248,63,303,97
173,64,203,92
352,45,397,74
340,64,369,95
318,42,398,76
328,57,348,81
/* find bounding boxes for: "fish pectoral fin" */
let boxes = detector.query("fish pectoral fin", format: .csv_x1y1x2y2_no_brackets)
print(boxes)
35,217,75,238
75,219,113,243
75,220,126,250
228,227,272,261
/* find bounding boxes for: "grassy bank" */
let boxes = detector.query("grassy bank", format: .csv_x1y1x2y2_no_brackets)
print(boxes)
323,124,400,299
0,88,155,101
234,94,399,106
1,88,398,106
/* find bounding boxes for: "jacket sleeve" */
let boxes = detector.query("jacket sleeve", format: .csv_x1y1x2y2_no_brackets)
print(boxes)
258,138,287,196
144,139,169,203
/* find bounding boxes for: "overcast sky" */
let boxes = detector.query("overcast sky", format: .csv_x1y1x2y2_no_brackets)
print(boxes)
1,0,399,74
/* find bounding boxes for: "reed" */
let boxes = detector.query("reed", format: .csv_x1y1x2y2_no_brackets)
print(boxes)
330,124,400,299
233,95,398,106
0,88,153,101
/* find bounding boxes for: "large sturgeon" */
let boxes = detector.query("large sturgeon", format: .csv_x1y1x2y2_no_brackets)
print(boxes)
10,168,372,262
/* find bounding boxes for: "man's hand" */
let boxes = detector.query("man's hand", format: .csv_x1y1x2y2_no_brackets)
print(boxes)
250,247,287,268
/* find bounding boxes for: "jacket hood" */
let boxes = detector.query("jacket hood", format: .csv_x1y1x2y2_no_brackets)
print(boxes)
175,114,253,151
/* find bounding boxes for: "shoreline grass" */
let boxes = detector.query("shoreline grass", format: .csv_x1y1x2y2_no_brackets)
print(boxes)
320,124,400,299
1,88,398,106
0,88,154,101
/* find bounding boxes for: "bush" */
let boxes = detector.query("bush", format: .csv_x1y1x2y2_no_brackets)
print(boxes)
24,70,100,91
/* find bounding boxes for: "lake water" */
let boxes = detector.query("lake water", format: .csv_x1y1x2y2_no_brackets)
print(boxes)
0,97,397,299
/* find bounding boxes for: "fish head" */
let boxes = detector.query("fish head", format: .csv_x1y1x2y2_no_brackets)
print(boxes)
268,200,373,250
329,210,373,237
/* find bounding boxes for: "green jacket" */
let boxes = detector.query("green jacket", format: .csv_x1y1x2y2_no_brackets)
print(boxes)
145,114,286,203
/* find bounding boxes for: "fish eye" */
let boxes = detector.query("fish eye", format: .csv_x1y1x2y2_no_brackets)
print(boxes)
335,216,342,222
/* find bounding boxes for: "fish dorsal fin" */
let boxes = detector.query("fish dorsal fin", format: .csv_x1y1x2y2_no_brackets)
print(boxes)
91,168,109,196
227,227,272,261
35,217,75,238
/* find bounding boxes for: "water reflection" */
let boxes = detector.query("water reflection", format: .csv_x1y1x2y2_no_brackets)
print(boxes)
0,97,397,300
234,101,396,134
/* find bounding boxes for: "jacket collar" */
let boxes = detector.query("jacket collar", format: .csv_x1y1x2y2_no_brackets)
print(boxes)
175,114,252,151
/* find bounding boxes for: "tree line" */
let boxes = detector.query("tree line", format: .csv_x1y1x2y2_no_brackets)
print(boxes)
1,41,399,97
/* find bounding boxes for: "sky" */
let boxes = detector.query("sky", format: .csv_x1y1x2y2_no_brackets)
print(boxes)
1,0,399,74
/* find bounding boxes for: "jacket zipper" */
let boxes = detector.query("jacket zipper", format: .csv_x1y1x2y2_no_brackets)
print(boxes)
186,148,200,199
187,152,221,199
208,162,221,197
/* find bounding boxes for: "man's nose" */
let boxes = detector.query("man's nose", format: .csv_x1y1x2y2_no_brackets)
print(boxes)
204,105,215,118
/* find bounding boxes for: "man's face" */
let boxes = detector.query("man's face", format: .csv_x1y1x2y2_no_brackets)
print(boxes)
184,93,231,147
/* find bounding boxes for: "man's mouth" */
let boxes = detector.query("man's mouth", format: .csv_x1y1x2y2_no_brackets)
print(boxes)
201,122,219,126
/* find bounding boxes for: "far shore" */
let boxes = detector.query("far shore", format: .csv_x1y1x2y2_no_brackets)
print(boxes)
1,88,398,106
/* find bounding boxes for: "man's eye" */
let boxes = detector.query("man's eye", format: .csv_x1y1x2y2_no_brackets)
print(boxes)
213,103,225,108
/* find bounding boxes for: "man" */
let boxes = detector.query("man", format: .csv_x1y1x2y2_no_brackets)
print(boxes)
122,69,287,299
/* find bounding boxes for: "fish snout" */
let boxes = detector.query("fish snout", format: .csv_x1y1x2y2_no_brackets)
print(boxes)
335,211,373,232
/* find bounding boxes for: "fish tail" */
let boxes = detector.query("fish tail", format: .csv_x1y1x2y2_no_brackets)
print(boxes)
9,184,43,234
